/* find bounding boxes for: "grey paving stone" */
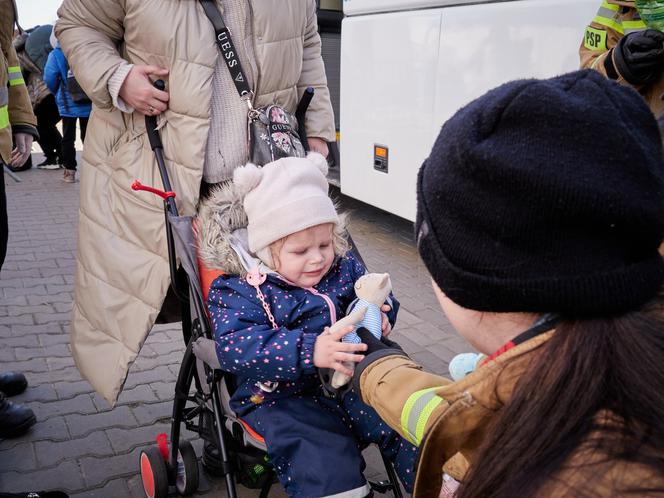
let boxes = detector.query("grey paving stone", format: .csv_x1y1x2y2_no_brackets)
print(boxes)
2,284,48,298
34,431,114,469
11,323,62,336
15,343,70,361
0,440,36,472
54,380,95,400
32,393,97,421
105,422,171,453
1,357,48,374
130,400,172,425
12,383,58,404
37,365,82,384
28,292,73,305
66,406,138,438
39,333,71,347
2,334,40,348
79,445,146,489
47,356,76,371
123,365,177,390
34,311,72,325
0,460,83,494
0,314,35,326
92,384,159,411
150,381,177,401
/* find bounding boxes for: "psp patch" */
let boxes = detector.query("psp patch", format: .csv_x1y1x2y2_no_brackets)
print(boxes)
584,26,607,51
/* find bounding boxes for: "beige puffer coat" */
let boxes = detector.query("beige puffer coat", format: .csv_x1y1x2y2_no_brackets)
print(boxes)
56,0,335,405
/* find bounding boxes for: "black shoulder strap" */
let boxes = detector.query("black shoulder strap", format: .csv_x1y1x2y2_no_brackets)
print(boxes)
198,0,252,98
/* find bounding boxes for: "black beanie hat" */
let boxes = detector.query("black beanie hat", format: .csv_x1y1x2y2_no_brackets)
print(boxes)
416,70,664,316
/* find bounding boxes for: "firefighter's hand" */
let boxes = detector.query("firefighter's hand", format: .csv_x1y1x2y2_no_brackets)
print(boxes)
314,326,367,376
119,65,170,116
613,29,664,85
11,133,33,169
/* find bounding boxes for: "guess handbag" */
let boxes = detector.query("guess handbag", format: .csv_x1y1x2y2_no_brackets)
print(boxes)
198,0,309,165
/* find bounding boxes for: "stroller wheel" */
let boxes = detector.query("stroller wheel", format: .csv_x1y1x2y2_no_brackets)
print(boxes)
175,439,199,495
140,447,169,498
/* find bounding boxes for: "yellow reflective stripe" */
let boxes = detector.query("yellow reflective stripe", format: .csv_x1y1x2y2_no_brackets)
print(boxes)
401,387,440,445
414,395,443,444
623,20,647,33
7,66,25,86
600,1,619,12
0,106,9,129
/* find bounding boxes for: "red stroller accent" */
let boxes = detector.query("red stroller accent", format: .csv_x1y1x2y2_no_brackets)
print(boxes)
134,81,403,498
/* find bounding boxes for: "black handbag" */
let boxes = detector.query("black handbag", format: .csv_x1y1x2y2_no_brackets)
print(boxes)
198,0,308,165
66,69,90,104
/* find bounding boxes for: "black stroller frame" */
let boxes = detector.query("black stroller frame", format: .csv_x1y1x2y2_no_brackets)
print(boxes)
135,80,404,498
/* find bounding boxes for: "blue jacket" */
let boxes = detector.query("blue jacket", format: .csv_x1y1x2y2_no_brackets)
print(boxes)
207,252,399,415
43,46,91,118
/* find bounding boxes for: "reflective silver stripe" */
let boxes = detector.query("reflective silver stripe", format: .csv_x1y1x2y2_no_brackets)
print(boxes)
406,389,443,445
321,483,371,498
0,87,8,107
596,6,619,19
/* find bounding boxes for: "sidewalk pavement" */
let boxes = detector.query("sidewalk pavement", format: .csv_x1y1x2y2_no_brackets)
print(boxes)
0,154,469,497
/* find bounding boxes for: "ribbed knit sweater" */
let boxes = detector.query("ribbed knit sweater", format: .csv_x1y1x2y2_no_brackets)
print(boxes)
108,0,256,183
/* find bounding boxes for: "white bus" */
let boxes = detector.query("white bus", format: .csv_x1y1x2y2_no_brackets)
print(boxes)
318,0,598,221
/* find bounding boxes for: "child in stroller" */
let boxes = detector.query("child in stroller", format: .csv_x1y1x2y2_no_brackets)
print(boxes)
193,153,418,497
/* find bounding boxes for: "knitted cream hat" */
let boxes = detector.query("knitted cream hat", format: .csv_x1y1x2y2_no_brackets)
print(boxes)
233,152,339,256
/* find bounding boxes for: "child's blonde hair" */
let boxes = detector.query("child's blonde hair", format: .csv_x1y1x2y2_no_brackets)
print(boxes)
259,212,351,270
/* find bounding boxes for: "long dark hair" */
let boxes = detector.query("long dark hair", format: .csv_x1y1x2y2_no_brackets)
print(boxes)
457,297,664,498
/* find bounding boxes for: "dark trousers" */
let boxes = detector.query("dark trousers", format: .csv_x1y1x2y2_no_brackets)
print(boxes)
61,116,88,171
34,95,62,161
1,163,7,270
242,390,417,497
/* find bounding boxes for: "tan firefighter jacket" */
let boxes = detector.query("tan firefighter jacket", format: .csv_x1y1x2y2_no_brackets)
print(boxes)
580,1,664,116
357,332,664,497
0,0,38,165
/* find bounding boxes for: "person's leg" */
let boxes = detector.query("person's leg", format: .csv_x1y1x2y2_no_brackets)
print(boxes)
79,117,89,143
342,391,418,493
242,393,371,498
0,162,7,268
34,95,62,164
60,117,77,171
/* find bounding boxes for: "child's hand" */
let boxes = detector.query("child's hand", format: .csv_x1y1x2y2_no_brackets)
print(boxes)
381,304,392,337
314,325,368,376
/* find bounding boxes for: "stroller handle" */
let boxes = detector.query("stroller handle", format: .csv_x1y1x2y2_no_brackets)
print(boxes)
146,79,166,151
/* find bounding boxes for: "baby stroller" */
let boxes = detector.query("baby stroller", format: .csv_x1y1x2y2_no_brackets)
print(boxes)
133,82,404,498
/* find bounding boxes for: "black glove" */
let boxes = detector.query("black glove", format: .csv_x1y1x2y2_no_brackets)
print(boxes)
610,29,664,85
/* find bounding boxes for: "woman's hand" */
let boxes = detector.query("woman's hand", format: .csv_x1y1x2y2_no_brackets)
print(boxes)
119,65,170,116
313,325,367,376
381,304,392,337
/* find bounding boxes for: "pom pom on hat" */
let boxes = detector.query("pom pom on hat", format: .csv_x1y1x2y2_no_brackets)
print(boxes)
306,152,329,176
233,163,263,197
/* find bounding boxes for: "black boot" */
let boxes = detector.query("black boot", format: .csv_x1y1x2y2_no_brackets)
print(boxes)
0,371,28,397
0,392,36,439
